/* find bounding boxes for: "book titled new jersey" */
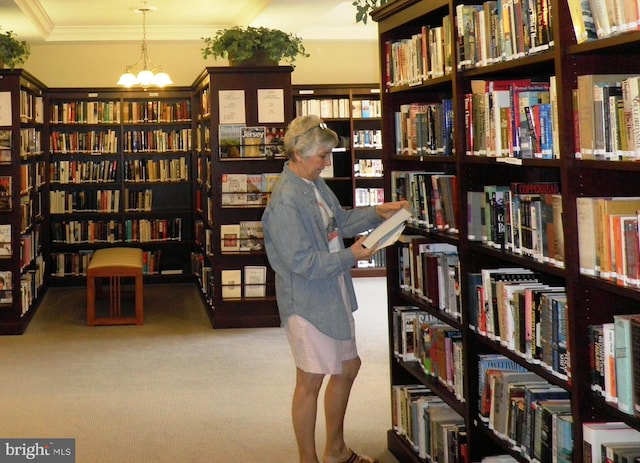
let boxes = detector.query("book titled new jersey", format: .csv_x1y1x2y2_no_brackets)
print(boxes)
362,208,412,252
241,126,267,157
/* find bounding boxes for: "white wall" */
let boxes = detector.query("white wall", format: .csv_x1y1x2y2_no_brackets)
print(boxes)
21,39,380,88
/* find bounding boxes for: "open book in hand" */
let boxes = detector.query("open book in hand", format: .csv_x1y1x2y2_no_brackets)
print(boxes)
362,207,412,252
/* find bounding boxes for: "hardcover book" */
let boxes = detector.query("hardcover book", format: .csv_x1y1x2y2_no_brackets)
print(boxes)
362,207,412,253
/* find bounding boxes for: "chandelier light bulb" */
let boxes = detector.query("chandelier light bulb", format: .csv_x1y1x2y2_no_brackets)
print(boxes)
116,4,172,90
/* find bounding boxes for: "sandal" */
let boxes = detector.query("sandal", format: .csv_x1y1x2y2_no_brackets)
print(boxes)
343,450,378,463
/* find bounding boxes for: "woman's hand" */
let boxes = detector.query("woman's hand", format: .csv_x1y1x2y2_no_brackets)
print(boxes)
350,235,373,260
375,200,411,219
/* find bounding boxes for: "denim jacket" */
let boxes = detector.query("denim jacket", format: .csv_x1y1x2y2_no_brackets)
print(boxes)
261,162,382,340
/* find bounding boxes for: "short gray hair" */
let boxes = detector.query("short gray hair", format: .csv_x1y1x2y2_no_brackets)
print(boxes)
284,115,339,160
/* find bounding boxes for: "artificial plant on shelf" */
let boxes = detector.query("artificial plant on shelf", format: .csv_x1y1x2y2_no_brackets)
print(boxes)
353,0,391,24
201,26,309,67
0,27,30,69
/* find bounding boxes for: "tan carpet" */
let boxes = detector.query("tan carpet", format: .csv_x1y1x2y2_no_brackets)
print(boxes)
0,279,399,463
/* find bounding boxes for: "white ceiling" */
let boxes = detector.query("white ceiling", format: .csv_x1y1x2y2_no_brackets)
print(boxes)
0,0,378,44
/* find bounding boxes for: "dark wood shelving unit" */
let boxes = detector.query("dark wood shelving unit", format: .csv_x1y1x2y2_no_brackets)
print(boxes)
371,0,640,461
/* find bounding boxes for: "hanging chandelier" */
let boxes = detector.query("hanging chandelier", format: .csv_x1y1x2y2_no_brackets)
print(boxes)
117,5,172,89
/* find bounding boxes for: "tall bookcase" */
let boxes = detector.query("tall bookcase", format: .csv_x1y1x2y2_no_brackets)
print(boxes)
45,87,195,282
0,70,48,334
372,0,640,462
292,84,386,276
192,66,292,328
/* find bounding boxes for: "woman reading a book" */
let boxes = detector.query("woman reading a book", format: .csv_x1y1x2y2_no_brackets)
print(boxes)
262,115,408,463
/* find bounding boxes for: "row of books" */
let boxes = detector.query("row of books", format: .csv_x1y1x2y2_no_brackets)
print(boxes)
583,422,640,463
56,99,193,125
355,247,386,269
587,314,640,416
456,0,553,71
568,0,640,44
20,262,44,317
468,267,569,380
50,189,122,214
382,17,454,88
391,385,466,462
19,162,46,195
19,127,42,158
18,90,43,124
220,172,280,207
221,266,268,299
354,187,384,207
123,158,188,183
191,252,216,304
397,239,462,321
50,217,182,244
123,128,192,153
465,78,557,159
392,306,464,401
50,129,118,154
392,171,459,232
575,74,640,161
353,159,383,178
50,249,162,277
468,182,564,267
0,129,37,162
49,100,121,124
218,125,285,158
294,98,381,120
576,196,640,286
394,100,454,157
352,129,382,149
50,159,118,184
477,354,572,462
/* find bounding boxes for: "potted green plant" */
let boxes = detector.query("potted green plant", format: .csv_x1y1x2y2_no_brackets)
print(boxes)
0,27,30,69
352,0,391,24
201,26,308,67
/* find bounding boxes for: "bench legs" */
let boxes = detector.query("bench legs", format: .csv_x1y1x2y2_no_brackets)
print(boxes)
87,272,144,326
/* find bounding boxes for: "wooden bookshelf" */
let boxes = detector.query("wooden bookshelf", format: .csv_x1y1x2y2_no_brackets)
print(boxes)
44,87,195,284
0,69,48,334
293,84,386,277
192,66,293,329
372,0,640,462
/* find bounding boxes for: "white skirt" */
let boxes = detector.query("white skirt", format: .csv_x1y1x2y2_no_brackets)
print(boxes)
284,313,358,375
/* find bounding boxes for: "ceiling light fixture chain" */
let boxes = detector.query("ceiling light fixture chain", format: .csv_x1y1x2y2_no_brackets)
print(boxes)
117,3,172,90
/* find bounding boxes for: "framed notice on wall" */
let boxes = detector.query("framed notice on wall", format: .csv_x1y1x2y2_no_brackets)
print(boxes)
218,90,246,124
257,88,285,123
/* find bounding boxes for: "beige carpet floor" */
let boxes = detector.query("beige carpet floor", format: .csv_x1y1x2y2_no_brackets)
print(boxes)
0,278,399,463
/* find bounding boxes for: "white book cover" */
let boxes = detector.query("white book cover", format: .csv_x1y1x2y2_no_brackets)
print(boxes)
221,269,242,299
244,265,266,298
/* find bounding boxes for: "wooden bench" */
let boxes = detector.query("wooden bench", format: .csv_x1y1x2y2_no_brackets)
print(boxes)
86,247,144,326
